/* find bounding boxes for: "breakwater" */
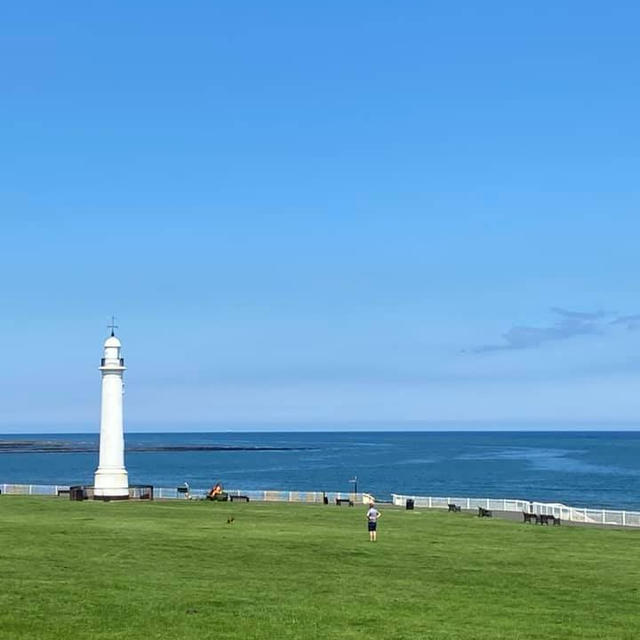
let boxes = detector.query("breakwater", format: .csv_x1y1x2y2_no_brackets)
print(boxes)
0,439,311,453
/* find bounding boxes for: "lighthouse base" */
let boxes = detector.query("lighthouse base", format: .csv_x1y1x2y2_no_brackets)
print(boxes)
94,468,129,499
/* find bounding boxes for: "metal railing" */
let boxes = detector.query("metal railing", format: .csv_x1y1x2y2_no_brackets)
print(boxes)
0,483,373,505
156,487,374,504
391,493,640,527
0,483,70,496
392,494,531,512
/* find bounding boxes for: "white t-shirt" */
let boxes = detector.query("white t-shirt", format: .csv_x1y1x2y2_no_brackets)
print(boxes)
367,507,380,522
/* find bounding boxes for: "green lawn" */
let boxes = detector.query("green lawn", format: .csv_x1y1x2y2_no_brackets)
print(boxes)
1,497,639,639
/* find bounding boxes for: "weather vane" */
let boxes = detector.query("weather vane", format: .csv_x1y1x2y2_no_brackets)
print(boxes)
107,315,118,337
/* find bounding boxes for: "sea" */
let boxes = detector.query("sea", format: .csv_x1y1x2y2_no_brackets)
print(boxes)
1,431,639,510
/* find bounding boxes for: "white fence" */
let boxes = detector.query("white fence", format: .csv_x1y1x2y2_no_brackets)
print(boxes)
391,493,640,527
3,483,639,527
0,483,373,505
0,483,69,496
156,487,373,503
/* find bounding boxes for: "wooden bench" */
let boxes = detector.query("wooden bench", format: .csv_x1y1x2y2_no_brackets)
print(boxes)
230,495,249,502
336,498,354,507
522,511,537,523
448,504,461,512
538,514,560,526
57,489,70,497
478,507,492,518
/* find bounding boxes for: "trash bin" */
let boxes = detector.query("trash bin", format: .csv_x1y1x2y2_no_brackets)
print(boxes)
70,486,85,501
406,499,415,510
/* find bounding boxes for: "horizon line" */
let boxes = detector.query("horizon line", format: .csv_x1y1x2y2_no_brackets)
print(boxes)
2,427,640,436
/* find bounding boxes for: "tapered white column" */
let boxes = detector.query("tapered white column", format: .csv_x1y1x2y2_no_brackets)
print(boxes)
94,333,129,499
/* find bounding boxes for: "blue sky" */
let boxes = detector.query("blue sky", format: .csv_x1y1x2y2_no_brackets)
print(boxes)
2,2,640,432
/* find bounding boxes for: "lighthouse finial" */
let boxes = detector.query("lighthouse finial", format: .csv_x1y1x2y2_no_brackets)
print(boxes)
108,315,118,337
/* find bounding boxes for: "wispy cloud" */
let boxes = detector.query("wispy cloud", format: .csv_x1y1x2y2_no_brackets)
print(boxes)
471,307,617,353
549,307,608,321
610,314,640,331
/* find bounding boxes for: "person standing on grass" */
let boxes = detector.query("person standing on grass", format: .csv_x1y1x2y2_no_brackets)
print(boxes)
366,502,381,542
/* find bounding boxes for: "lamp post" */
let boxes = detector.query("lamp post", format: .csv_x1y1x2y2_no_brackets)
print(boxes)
349,476,358,502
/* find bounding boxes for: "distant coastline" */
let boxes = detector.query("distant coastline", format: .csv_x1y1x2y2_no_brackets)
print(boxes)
0,439,312,454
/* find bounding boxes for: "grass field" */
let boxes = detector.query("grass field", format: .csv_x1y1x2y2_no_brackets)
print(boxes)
1,497,639,639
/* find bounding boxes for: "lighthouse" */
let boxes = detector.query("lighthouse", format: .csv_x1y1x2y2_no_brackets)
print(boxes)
94,323,129,499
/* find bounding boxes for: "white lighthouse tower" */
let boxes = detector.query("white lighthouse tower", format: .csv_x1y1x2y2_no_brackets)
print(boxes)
94,321,129,499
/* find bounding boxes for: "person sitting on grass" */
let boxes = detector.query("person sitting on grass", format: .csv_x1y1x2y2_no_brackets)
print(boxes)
366,502,381,542
207,482,224,500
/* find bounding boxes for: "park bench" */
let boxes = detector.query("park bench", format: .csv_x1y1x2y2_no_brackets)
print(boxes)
538,514,560,526
448,504,461,512
522,512,537,524
230,495,249,502
336,498,354,506
478,507,492,518
207,492,229,501
57,489,70,497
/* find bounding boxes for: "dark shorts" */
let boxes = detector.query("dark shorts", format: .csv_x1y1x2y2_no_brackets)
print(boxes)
368,521,377,532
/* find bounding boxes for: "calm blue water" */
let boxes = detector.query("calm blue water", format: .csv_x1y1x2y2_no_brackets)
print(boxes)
1,431,639,510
